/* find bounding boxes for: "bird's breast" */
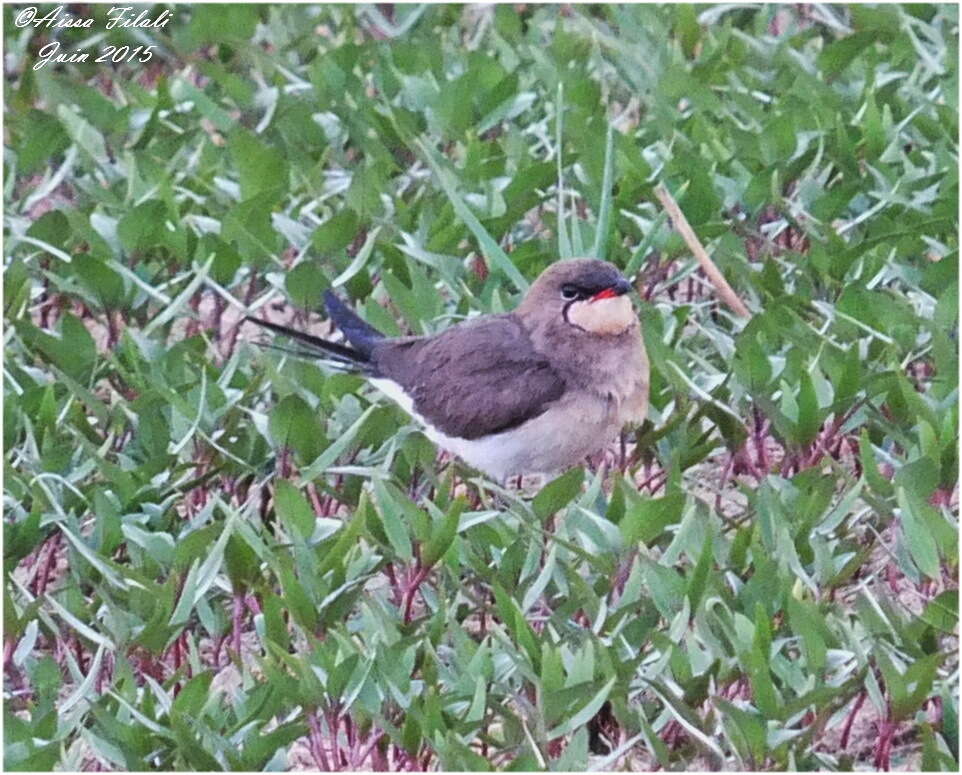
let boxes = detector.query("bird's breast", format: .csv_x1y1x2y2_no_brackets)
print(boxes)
592,330,649,425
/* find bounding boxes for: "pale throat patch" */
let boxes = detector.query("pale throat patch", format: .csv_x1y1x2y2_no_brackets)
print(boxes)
568,295,635,335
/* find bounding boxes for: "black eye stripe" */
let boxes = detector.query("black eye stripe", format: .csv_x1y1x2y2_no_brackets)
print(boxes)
561,300,587,331
560,268,629,300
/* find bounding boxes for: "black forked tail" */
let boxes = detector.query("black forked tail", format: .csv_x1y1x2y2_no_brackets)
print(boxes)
244,316,372,372
323,290,385,359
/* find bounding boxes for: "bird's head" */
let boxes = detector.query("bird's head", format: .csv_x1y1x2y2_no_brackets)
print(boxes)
518,258,636,336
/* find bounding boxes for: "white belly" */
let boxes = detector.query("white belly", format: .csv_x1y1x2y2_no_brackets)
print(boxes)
369,378,612,481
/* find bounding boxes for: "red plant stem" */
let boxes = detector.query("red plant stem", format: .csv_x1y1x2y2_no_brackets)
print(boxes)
874,718,895,770
661,719,682,748
184,293,202,338
73,636,86,672
356,731,385,769
385,562,401,607
307,711,332,771
211,293,226,359
886,564,900,595
402,566,430,624
753,406,768,472
96,651,109,694
34,531,62,597
260,483,272,522
106,308,119,348
322,494,337,517
835,434,851,461
212,633,226,668
175,634,182,670
232,593,244,658
370,739,389,771
839,690,866,750
637,468,668,494
307,482,325,517
326,708,344,768
3,638,16,674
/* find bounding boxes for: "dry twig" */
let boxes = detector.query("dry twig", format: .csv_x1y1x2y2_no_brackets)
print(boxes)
654,184,752,318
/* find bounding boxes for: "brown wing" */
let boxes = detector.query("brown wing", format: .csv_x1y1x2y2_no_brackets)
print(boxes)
371,314,566,440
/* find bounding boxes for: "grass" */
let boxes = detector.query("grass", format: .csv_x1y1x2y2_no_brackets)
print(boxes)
3,3,959,771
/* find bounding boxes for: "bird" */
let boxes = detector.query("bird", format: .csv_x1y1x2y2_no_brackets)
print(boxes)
247,258,650,482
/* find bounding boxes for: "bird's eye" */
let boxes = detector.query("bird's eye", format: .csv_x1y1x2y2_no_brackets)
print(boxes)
560,285,581,301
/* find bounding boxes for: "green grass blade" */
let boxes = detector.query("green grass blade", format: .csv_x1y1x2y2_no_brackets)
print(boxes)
556,82,572,259
570,204,585,255
142,255,214,337
415,137,529,293
624,210,668,278
591,123,616,260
